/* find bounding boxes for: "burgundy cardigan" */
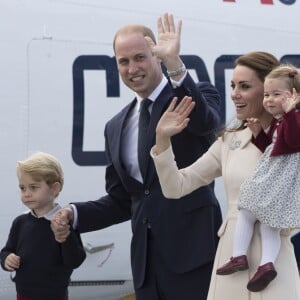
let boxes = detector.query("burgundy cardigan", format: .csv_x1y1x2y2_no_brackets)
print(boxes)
252,109,300,156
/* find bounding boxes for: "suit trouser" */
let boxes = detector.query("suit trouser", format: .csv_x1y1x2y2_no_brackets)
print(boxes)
135,229,214,300
291,232,300,269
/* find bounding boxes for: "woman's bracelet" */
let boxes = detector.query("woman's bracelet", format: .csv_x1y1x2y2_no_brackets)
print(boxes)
167,64,186,77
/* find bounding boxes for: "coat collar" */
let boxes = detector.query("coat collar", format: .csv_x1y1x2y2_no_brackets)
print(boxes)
229,127,253,150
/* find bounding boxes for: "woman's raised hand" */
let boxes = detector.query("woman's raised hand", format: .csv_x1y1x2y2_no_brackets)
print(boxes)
153,96,195,154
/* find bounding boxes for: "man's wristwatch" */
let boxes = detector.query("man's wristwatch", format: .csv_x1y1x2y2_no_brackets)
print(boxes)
167,64,186,77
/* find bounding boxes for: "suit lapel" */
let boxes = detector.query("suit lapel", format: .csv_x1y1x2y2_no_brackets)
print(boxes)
110,100,143,189
110,84,173,187
112,101,135,163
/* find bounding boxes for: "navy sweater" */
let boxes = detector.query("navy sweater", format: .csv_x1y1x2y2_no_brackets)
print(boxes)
0,212,86,300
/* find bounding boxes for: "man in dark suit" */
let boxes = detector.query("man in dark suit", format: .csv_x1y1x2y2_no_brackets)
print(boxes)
292,232,300,271
51,13,222,300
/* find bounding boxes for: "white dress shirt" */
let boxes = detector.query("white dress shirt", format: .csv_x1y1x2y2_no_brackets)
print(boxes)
120,76,168,183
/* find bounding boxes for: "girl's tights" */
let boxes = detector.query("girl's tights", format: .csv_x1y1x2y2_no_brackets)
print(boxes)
233,208,281,265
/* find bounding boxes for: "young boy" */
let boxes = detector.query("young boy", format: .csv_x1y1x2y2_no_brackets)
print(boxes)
0,152,86,300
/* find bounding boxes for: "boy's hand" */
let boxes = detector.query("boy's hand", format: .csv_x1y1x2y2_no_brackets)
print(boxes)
51,206,73,243
5,253,20,271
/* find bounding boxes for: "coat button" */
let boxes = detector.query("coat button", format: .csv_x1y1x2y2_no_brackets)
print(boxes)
142,217,148,224
144,189,150,195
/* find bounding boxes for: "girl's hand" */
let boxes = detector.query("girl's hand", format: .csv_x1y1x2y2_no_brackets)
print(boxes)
282,88,300,113
245,117,262,137
5,253,20,271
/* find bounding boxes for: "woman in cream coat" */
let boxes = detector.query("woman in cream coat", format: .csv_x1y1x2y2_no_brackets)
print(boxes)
151,52,300,300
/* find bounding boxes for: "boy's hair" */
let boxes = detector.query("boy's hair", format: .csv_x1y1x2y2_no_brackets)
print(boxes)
266,64,300,109
17,152,64,191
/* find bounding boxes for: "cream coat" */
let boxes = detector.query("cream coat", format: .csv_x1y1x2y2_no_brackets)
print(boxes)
152,127,300,300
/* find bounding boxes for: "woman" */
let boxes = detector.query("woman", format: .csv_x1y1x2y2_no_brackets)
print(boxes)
151,52,300,299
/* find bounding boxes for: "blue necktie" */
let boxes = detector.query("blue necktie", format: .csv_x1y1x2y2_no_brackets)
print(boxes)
138,99,152,180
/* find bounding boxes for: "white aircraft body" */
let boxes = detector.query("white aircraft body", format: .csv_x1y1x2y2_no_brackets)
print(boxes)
0,0,299,299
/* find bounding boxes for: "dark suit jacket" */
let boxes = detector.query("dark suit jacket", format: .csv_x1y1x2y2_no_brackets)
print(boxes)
74,73,222,289
291,232,300,270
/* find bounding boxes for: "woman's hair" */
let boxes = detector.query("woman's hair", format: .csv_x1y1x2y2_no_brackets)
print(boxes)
265,64,300,109
226,51,280,132
234,51,279,83
17,152,64,192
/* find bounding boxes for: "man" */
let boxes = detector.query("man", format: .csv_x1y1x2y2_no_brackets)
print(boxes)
292,232,300,271
52,13,222,300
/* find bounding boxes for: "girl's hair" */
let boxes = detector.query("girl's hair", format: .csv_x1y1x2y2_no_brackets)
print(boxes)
265,64,300,110
225,51,280,132
17,152,64,191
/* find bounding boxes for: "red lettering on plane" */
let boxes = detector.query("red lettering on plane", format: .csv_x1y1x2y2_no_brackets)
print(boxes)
223,0,274,3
